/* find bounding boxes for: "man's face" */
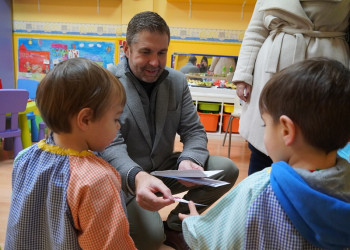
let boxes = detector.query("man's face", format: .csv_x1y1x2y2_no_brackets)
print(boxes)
124,30,169,83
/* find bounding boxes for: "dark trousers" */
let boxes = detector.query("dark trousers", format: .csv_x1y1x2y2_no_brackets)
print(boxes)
127,153,239,250
248,143,273,175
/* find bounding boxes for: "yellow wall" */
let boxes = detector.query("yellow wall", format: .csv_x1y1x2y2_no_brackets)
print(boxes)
13,0,254,28
156,1,255,30
12,0,255,68
12,0,123,24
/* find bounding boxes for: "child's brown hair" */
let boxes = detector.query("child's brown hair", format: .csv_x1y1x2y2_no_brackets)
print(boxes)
36,58,126,133
259,57,350,153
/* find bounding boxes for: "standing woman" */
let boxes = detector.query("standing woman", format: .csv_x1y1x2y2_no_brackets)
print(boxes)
233,0,350,175
199,56,209,73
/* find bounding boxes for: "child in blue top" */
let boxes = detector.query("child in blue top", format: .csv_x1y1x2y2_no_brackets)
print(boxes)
180,58,350,249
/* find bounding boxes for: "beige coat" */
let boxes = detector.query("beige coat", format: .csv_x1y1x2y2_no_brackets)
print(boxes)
233,0,350,154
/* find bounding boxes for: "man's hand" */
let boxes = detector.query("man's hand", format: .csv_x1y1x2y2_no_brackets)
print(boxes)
178,201,199,221
178,160,204,187
135,171,174,211
235,81,252,102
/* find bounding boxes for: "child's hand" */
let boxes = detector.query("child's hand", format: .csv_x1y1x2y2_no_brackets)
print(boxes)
178,201,199,220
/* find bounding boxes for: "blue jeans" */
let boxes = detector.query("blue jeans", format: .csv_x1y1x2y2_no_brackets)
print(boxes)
248,143,273,175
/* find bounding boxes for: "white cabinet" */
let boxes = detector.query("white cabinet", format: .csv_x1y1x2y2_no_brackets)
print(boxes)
189,86,236,134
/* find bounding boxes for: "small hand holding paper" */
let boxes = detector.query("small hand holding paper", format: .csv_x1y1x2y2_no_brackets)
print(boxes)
178,201,199,221
178,160,204,187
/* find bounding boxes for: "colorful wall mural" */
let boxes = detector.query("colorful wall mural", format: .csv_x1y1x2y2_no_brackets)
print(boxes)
17,38,115,81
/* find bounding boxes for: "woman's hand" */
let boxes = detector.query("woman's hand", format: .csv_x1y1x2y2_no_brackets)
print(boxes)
235,81,252,102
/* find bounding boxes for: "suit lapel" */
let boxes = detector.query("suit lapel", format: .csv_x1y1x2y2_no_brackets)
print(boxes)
125,83,153,148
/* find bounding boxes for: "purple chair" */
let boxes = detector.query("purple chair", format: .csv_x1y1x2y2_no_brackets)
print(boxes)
0,89,29,157
38,121,47,140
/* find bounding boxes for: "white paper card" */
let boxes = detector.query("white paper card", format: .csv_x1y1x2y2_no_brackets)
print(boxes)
172,197,207,206
150,170,229,187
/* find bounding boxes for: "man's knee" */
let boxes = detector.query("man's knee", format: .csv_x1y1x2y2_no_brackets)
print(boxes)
131,224,165,250
127,200,165,250
207,155,239,184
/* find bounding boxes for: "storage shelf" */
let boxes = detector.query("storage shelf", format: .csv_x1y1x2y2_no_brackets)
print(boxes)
189,86,237,134
167,0,256,4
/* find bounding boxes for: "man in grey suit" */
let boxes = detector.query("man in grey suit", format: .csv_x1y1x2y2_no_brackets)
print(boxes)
102,11,239,250
179,55,200,74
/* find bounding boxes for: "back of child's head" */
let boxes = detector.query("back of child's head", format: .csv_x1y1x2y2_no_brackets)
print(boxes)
259,57,350,153
36,57,126,133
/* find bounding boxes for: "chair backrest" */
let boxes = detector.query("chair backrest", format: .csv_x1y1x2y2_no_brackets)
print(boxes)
0,89,29,132
17,78,40,100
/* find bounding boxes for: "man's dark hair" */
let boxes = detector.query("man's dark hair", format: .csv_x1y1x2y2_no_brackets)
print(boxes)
189,56,197,65
126,11,170,45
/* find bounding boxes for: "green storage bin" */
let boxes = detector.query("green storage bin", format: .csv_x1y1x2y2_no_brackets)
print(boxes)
198,102,221,113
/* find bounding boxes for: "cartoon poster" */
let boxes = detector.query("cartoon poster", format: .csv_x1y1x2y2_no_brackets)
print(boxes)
19,44,50,74
118,40,126,62
18,38,115,81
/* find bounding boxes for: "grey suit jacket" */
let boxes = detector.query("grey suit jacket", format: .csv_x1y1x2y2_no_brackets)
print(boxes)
102,60,208,195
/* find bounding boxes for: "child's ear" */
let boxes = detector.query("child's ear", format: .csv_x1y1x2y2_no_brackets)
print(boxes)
76,108,93,131
279,115,296,146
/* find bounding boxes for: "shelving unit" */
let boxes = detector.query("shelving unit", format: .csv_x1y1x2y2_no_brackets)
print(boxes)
189,85,236,135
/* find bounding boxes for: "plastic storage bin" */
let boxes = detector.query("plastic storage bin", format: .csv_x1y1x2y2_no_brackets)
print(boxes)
222,113,239,133
223,103,234,113
198,112,220,132
198,102,221,113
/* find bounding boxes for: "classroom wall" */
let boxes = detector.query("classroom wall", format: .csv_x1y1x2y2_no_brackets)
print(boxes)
12,0,254,29
12,0,256,84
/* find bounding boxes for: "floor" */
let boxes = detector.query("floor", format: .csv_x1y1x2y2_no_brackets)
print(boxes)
0,133,250,249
